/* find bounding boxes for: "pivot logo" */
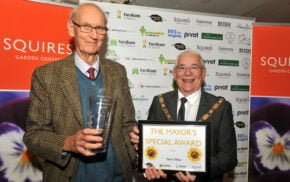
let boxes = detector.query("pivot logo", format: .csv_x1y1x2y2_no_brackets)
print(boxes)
214,85,228,91
184,32,199,38
168,29,182,38
204,59,216,64
237,110,249,116
173,43,187,50
149,14,163,22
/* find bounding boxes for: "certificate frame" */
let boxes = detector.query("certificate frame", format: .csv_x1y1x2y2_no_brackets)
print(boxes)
138,120,210,174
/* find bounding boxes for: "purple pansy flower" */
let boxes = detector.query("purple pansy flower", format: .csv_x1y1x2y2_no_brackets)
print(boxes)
250,120,290,173
0,122,42,182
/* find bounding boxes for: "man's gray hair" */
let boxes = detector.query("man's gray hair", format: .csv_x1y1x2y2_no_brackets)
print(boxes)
176,50,205,69
70,2,106,23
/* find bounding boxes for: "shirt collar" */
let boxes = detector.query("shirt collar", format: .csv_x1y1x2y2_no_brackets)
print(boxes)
74,53,99,77
178,88,202,104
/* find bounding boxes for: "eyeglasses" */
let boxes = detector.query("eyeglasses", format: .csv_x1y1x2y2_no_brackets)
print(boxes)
71,20,108,35
174,65,203,72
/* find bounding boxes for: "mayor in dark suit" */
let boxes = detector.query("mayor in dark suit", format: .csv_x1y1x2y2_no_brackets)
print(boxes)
130,50,237,182
23,3,136,182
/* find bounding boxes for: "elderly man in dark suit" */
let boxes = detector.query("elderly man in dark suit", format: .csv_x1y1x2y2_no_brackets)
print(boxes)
130,50,237,182
23,3,136,182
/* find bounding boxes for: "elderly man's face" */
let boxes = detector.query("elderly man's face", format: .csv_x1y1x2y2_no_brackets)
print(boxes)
68,5,106,58
173,53,206,96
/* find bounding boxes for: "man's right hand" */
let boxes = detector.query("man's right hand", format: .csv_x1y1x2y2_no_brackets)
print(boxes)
62,128,104,156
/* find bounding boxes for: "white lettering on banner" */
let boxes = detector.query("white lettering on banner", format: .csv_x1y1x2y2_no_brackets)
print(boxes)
3,38,72,55
260,56,290,68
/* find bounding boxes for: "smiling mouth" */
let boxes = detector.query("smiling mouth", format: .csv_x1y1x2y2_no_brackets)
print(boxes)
182,79,195,83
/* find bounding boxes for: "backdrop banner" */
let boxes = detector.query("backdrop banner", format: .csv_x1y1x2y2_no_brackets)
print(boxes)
0,0,254,181
249,24,290,182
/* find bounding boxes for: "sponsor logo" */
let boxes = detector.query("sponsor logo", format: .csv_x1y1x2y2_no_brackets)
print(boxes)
203,59,216,64
201,33,223,40
149,14,163,22
110,28,135,33
236,133,248,142
236,72,250,79
132,94,149,102
184,32,199,38
218,21,231,28
238,33,251,45
204,84,213,91
237,23,251,30
235,121,246,128
196,19,213,26
110,39,136,47
173,17,190,25
159,54,176,64
142,39,165,49
173,43,187,50
117,10,141,20
139,26,165,37
168,29,182,38
214,85,228,91
124,57,154,62
218,59,239,67
196,44,213,52
231,85,249,92
162,67,174,76
225,32,236,44
239,48,251,54
218,46,234,53
216,71,231,79
139,84,167,89
241,58,250,70
234,171,248,178
132,68,157,75
260,56,290,74
105,49,120,60
235,97,249,104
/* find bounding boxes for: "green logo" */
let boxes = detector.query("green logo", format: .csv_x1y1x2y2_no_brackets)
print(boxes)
218,59,239,67
132,68,139,75
110,39,118,46
201,33,223,40
159,54,175,64
231,85,249,91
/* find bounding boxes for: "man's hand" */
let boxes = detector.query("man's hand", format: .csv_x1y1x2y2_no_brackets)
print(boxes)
175,171,197,182
144,166,167,180
129,126,139,150
63,128,104,156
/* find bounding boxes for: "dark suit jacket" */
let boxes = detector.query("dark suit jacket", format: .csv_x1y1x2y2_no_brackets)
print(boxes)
148,90,237,182
23,55,136,182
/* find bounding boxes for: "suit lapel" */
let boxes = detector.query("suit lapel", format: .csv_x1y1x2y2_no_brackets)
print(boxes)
60,56,83,126
99,59,114,98
166,91,178,121
196,91,211,121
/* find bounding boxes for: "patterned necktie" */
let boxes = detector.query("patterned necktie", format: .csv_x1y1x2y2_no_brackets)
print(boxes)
178,97,187,121
87,67,96,80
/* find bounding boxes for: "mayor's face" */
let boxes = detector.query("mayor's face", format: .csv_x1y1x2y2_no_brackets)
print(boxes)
173,53,206,96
